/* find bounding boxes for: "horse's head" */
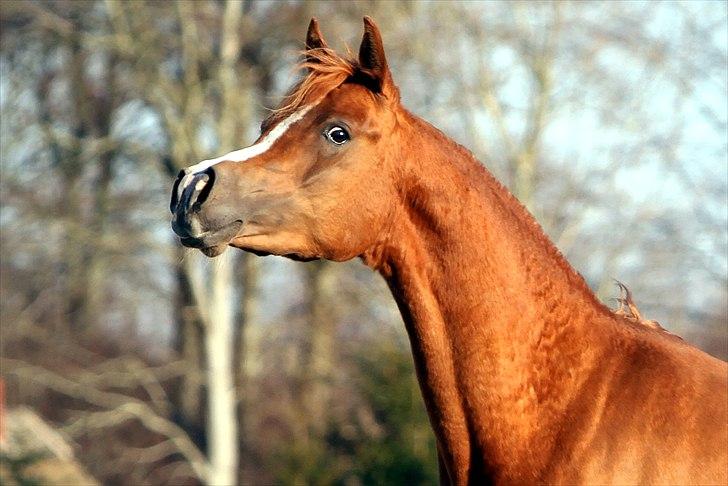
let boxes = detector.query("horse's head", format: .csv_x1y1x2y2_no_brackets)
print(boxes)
170,17,402,260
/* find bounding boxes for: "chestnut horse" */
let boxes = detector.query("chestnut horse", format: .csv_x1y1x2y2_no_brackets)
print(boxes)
170,17,728,485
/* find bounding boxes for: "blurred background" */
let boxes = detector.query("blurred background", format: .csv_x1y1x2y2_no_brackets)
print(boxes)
0,0,725,484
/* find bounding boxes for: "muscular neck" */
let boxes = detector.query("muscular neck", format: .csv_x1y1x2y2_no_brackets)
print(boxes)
362,113,613,482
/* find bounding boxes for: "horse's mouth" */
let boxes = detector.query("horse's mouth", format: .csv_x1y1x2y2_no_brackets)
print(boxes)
178,236,228,257
173,219,244,257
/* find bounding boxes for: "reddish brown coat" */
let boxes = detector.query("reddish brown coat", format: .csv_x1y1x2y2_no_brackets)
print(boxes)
171,17,728,485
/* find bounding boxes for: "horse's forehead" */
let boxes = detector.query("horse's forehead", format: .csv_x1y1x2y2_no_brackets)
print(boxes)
317,84,381,121
261,84,379,140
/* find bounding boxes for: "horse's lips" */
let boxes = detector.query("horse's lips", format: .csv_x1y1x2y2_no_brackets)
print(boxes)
176,220,244,257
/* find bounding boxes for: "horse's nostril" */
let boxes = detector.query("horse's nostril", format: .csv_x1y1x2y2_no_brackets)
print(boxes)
170,175,182,213
172,171,210,217
195,167,216,207
170,166,218,218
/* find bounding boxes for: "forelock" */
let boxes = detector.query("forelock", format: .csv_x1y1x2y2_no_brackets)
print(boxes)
261,48,359,132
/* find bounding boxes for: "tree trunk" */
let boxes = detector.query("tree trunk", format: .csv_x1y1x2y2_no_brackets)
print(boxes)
85,53,118,331
205,251,238,486
234,253,260,483
63,24,92,333
301,261,337,436
172,246,206,448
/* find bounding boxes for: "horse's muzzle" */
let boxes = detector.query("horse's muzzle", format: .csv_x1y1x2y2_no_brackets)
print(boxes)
170,167,244,257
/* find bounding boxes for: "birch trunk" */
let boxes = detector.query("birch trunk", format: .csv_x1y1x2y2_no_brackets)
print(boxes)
204,1,246,483
205,252,238,486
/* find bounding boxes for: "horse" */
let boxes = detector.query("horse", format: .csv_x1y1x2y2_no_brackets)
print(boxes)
170,17,728,485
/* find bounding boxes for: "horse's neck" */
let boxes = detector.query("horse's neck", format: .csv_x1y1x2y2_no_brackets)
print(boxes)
363,113,613,477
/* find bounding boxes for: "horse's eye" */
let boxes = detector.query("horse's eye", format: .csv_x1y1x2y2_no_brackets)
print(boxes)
325,126,350,145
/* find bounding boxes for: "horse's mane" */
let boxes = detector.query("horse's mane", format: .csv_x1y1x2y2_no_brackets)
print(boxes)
262,48,357,131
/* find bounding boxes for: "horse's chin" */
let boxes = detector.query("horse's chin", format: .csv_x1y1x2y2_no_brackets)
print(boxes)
200,244,229,258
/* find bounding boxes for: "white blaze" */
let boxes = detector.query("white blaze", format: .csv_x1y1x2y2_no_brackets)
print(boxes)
179,103,316,195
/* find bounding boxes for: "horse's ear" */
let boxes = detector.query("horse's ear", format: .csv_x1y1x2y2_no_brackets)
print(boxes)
305,18,329,68
357,16,398,100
